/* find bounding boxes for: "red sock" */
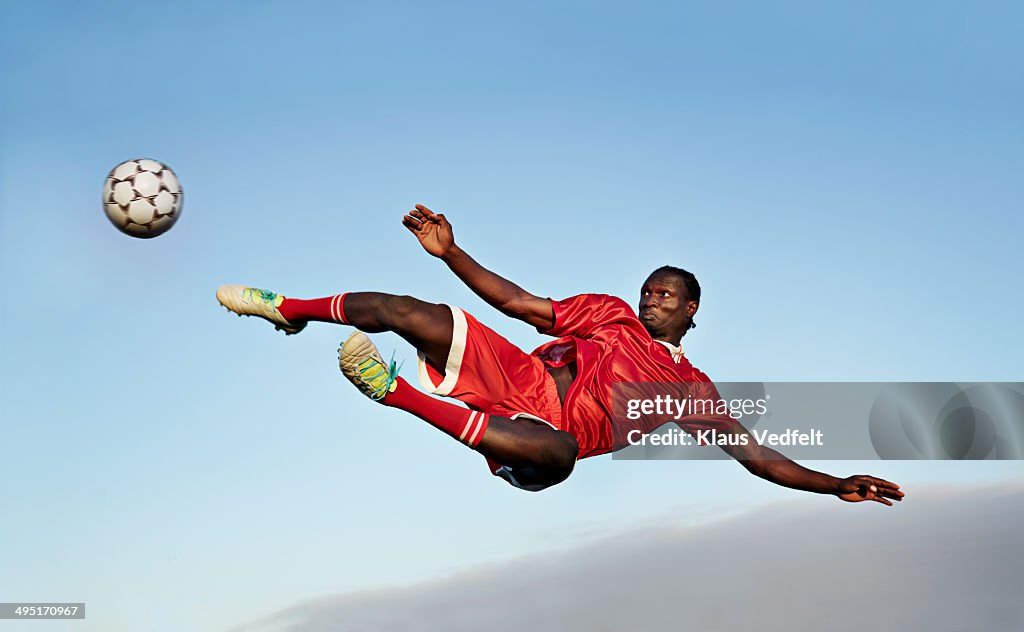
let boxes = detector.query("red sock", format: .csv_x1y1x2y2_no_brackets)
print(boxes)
278,293,348,324
383,377,489,448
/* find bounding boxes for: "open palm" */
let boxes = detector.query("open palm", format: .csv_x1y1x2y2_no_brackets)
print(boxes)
402,204,454,258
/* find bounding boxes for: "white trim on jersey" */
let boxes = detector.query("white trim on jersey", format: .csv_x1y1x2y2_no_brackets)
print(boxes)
416,304,468,397
655,339,685,363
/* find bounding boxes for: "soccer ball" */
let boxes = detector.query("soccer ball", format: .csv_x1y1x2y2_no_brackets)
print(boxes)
102,158,183,238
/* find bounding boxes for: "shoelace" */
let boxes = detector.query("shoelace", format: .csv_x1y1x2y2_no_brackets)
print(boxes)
357,353,403,400
243,288,278,304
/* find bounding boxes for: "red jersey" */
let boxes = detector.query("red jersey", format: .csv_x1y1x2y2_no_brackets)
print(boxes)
532,294,729,459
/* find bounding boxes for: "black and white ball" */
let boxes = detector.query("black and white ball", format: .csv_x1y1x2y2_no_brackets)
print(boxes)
102,158,183,238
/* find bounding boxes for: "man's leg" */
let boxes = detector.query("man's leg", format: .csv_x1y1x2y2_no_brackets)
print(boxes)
218,286,453,374
380,374,578,470
337,324,578,484
326,293,454,378
218,285,578,482
324,296,580,485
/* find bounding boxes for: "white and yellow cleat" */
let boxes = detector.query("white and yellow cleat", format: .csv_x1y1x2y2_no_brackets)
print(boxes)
216,285,307,335
338,331,400,401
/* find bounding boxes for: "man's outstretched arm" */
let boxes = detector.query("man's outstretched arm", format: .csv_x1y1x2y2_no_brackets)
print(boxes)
715,423,905,505
403,204,555,330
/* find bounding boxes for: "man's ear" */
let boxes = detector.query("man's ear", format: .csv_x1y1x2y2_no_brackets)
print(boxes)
687,301,699,318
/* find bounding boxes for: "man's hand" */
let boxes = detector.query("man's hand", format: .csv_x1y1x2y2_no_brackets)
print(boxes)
403,204,455,259
836,475,905,506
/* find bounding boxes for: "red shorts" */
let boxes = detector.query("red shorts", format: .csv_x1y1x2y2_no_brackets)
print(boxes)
416,306,569,488
416,305,565,431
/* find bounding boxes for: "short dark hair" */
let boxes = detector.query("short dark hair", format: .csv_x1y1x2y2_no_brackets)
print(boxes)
650,265,700,331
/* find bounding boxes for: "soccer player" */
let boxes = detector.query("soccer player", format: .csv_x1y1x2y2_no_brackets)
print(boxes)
217,205,904,504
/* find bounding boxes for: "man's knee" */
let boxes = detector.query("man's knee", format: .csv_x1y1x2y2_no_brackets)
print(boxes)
546,430,579,470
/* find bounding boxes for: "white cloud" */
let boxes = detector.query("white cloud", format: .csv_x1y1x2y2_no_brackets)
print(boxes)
233,484,1024,632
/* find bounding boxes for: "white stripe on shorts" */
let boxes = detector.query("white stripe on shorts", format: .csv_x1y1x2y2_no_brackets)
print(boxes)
416,305,467,397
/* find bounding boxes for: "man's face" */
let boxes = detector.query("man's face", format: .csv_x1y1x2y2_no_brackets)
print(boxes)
638,273,697,340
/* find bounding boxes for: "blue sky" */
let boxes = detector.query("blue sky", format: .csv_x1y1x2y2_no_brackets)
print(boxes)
1,1,1022,630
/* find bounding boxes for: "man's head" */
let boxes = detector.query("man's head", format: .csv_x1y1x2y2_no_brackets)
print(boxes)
638,265,700,343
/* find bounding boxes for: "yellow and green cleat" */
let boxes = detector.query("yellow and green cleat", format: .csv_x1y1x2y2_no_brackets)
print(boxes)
338,331,400,401
216,285,306,335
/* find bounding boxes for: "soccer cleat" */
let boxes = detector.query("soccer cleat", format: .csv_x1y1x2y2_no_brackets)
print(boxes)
338,331,401,401
216,285,307,335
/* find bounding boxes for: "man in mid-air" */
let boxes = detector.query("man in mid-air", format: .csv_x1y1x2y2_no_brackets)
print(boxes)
217,204,904,503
